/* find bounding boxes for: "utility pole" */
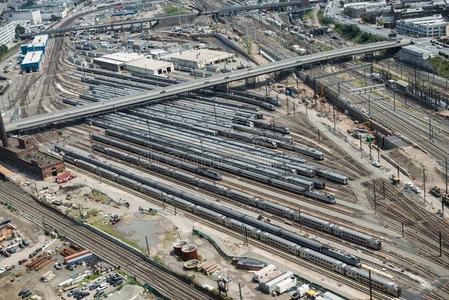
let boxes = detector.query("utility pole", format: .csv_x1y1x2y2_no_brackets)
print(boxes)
401,223,405,237
238,283,243,300
373,180,377,213
393,94,396,110
333,106,336,131
439,231,442,257
423,168,426,202
145,236,150,256
368,269,373,300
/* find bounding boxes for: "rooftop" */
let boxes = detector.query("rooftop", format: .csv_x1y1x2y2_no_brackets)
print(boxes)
125,58,173,70
398,15,447,26
101,52,145,63
22,50,43,65
30,34,48,47
164,48,235,63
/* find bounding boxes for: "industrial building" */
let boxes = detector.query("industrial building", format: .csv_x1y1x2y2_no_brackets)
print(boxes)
21,50,44,72
396,15,448,38
21,34,49,55
163,49,235,69
0,136,65,180
7,10,42,25
93,52,173,76
93,52,145,72
125,58,174,76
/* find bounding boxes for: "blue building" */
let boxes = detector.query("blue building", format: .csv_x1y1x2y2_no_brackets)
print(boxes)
21,34,49,55
21,51,43,72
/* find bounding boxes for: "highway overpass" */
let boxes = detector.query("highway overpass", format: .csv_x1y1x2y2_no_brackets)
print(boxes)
34,2,310,36
5,40,410,133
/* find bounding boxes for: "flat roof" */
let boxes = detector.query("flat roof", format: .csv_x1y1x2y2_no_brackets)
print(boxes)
101,52,145,63
125,58,173,70
164,48,235,63
22,50,43,65
30,34,48,47
94,57,124,66
399,15,447,26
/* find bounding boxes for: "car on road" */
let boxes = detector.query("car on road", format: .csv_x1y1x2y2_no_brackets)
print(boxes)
371,160,381,168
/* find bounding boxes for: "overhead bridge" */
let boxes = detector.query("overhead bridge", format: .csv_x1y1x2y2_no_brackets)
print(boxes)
5,40,410,133
33,2,310,36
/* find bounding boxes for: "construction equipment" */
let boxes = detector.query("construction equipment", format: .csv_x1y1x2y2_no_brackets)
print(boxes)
389,174,399,185
430,186,449,200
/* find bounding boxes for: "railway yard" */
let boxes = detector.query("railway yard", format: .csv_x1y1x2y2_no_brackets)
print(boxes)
1,1,449,300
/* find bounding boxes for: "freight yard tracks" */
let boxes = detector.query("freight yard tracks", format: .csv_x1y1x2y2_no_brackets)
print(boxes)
0,180,210,300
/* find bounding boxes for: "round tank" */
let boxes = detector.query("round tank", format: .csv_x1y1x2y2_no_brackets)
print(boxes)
173,240,188,256
180,244,199,261
183,259,200,270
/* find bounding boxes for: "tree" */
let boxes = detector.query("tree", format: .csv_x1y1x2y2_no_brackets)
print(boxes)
15,25,25,39
50,15,61,22
0,45,8,55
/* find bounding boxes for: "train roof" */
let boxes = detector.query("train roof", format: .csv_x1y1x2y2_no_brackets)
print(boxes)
280,230,323,249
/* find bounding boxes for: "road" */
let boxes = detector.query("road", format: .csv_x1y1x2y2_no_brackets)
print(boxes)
5,40,410,133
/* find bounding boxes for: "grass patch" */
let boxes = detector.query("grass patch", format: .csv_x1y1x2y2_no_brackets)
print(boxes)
317,10,333,26
334,23,384,44
164,4,190,16
0,44,19,62
60,184,86,193
430,56,449,78
88,189,111,203
313,41,334,51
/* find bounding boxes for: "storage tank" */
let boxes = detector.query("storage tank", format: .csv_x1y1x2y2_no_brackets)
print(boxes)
180,244,199,261
173,240,188,256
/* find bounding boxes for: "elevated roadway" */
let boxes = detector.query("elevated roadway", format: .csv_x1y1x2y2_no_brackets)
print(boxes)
33,2,309,36
5,40,410,133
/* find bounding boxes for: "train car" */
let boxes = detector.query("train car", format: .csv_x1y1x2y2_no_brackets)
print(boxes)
304,190,336,204
197,168,222,180
257,200,295,219
299,214,333,233
315,169,348,185
332,226,381,250
345,267,401,297
259,232,299,255
322,248,361,268
278,229,323,252
300,248,347,274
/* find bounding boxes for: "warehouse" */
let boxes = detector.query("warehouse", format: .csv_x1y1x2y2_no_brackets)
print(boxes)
21,50,43,72
93,52,145,72
163,48,235,69
396,15,448,38
125,58,174,76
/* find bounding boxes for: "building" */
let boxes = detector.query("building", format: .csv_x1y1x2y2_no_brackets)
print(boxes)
0,22,16,46
7,10,42,25
21,50,44,72
125,58,174,76
344,1,389,18
21,34,49,54
0,136,65,180
396,15,448,38
93,52,145,72
163,48,235,69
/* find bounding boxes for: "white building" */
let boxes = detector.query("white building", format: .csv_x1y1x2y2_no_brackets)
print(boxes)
8,10,42,25
93,52,145,72
125,58,174,76
163,48,235,69
396,15,448,38
0,22,17,46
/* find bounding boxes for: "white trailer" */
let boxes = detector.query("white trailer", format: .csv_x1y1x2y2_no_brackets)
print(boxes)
274,275,297,295
252,264,277,282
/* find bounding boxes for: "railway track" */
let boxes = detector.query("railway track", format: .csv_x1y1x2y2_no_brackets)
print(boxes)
0,181,211,300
